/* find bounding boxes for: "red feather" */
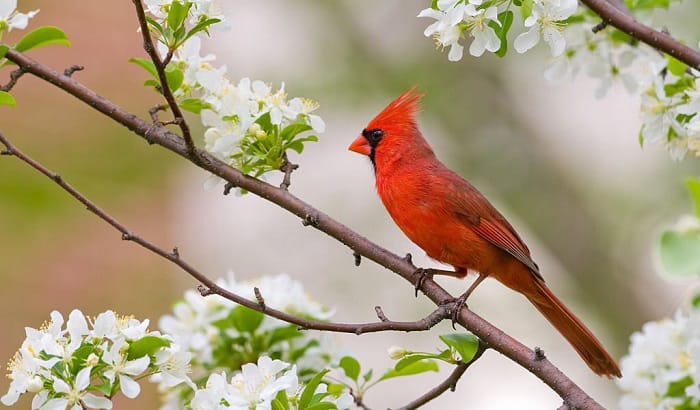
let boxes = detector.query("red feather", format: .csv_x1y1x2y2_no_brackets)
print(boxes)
350,88,621,378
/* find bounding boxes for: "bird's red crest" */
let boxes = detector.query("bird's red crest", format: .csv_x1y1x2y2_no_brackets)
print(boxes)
366,86,423,130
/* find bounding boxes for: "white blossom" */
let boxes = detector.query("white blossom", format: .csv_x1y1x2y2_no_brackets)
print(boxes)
152,345,195,389
617,309,700,409
0,0,38,33
102,340,151,399
418,1,468,62
514,0,578,57
463,4,501,57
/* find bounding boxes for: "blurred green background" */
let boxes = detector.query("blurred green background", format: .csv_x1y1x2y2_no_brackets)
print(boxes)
2,1,700,408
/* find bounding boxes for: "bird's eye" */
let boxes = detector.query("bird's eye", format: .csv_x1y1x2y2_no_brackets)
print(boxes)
362,128,384,147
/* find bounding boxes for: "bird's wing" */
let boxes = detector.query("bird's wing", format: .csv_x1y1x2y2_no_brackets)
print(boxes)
444,171,542,279
458,212,542,279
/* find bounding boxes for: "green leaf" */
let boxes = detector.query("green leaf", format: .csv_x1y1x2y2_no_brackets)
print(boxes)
129,57,158,78
183,18,222,43
179,98,209,114
362,369,373,383
127,336,170,359
255,112,274,134
394,353,443,371
439,333,479,362
231,305,265,333
273,390,291,410
280,123,312,142
631,0,670,10
492,10,513,58
691,293,700,308
686,178,700,217
379,359,439,382
339,356,360,381
268,324,304,346
14,26,70,52
146,17,165,36
0,91,16,107
658,230,700,278
666,376,693,397
286,135,318,154
94,382,112,396
167,1,191,31
519,0,534,19
165,66,184,91
304,403,337,410
0,44,8,58
664,76,695,97
299,369,330,409
327,383,345,395
666,54,687,77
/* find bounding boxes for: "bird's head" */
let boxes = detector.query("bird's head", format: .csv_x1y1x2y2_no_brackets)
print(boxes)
349,87,432,169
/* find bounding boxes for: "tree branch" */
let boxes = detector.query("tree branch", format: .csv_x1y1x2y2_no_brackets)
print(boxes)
395,345,488,410
1,48,605,409
131,0,197,157
0,130,452,335
581,0,700,70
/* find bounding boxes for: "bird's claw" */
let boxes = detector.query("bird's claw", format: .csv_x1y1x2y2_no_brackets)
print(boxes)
414,268,433,297
450,292,470,329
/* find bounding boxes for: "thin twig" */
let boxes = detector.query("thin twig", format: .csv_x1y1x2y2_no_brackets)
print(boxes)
63,65,84,77
0,67,26,91
395,345,488,410
581,0,700,70
0,130,452,336
131,0,197,157
2,48,605,409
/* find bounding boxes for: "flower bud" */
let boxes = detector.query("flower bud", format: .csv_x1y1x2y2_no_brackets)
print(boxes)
27,376,43,393
86,353,100,366
388,345,408,360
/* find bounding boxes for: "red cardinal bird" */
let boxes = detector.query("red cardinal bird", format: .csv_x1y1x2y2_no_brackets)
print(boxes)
348,88,621,378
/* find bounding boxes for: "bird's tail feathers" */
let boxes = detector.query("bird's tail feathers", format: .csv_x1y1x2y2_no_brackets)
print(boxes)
526,279,621,378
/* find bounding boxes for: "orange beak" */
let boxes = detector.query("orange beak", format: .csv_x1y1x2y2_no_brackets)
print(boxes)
348,135,371,156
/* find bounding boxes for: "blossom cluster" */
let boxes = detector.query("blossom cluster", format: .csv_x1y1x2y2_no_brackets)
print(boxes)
156,274,347,409
190,357,352,410
418,0,578,61
617,307,700,409
0,0,38,35
419,1,700,161
139,0,324,187
1,309,191,409
544,11,700,160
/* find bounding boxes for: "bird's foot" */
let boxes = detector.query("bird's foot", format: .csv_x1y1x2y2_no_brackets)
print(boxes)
450,291,470,329
413,268,433,297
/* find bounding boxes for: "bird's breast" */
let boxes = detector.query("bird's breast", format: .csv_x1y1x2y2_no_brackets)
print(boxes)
376,169,493,272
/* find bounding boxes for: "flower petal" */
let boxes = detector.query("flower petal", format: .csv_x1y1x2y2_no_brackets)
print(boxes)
514,28,540,54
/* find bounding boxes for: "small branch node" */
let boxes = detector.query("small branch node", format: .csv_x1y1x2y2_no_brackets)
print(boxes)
197,284,216,297
301,214,319,226
1,148,13,156
534,346,546,361
121,232,134,241
171,247,180,259
353,251,362,266
591,21,608,33
149,104,167,123
404,252,413,265
374,306,390,322
254,287,266,310
223,182,237,195
63,65,84,77
279,153,299,190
